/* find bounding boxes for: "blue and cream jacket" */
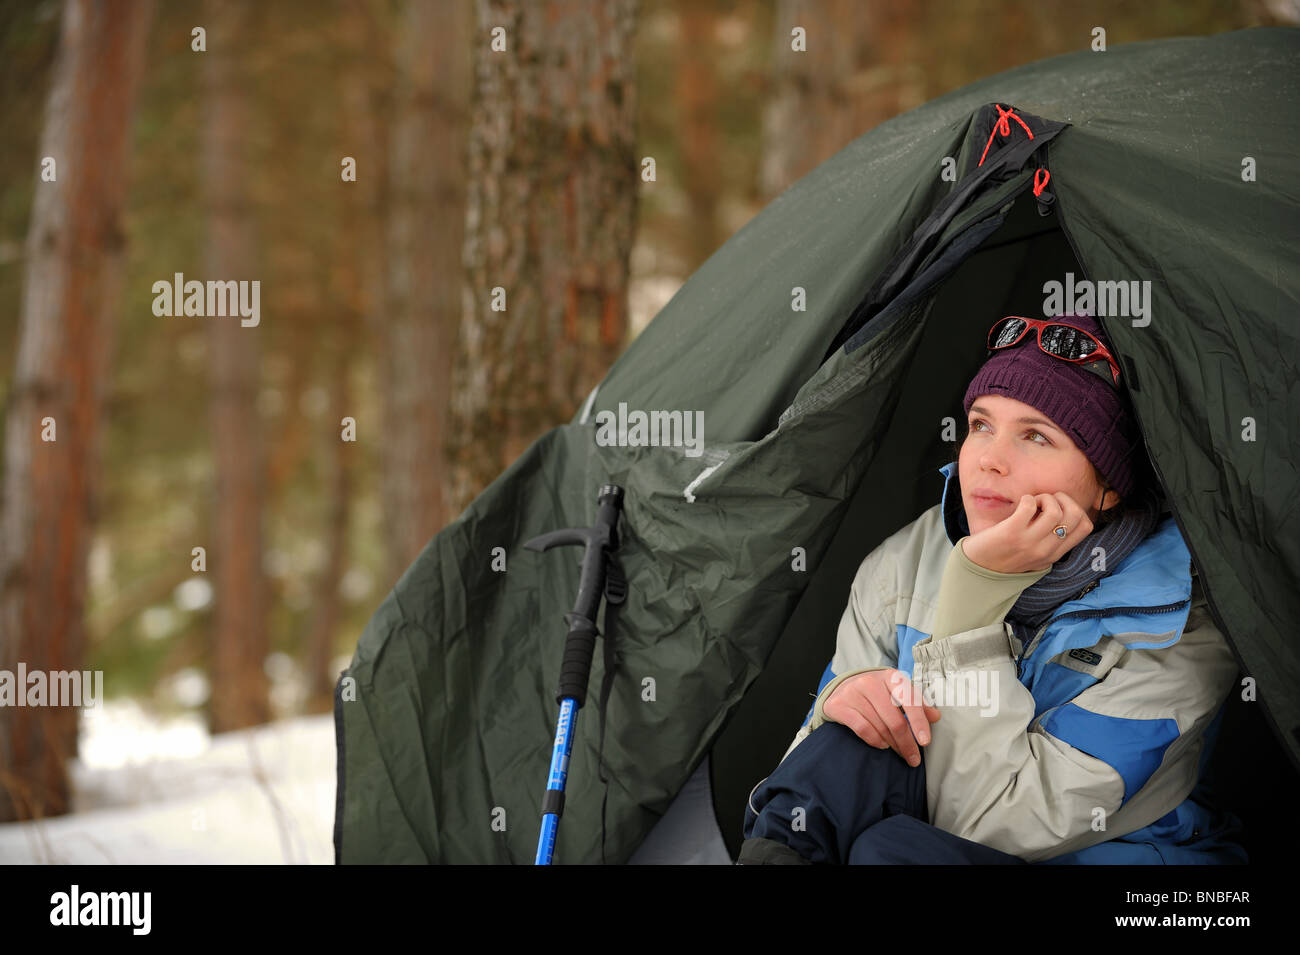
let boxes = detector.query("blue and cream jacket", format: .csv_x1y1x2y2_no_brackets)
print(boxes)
783,461,1244,864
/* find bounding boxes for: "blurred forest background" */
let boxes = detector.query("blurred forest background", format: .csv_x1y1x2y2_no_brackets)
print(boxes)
0,0,1295,826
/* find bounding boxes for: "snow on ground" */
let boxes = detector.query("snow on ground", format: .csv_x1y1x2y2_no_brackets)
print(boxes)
0,700,336,864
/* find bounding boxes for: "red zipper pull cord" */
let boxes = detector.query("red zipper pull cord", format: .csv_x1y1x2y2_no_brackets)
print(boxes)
978,103,1034,167
1032,166,1056,216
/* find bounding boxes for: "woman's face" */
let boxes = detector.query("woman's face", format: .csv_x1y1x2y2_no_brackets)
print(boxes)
959,394,1120,537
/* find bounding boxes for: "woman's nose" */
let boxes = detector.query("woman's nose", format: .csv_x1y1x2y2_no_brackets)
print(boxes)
979,442,1011,471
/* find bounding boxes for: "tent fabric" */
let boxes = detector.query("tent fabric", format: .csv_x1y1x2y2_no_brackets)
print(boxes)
335,27,1300,864
625,756,731,864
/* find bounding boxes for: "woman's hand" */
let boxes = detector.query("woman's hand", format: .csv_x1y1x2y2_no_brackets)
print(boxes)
961,491,1093,574
822,669,940,767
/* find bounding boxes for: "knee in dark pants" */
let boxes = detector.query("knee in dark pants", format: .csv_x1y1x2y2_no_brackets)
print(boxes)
847,812,1027,865
740,722,930,864
735,836,814,865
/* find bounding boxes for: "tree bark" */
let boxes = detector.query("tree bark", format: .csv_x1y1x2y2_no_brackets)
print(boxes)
760,0,924,199
204,0,270,733
446,0,640,519
675,3,723,267
301,0,386,711
0,0,153,823
304,343,352,712
381,0,473,577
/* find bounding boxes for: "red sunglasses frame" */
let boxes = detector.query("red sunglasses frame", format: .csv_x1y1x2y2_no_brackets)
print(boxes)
986,316,1122,389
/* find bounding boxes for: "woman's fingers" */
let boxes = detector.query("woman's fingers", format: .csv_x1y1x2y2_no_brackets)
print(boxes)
842,711,888,750
825,681,892,749
1011,494,1038,528
1031,494,1062,557
1030,492,1065,531
1027,492,1086,563
863,676,923,766
1065,491,1094,534
836,697,891,750
1058,494,1091,548
826,670,939,766
1043,492,1092,558
885,670,934,747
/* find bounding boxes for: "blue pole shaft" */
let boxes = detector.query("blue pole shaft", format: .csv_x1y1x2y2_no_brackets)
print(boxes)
535,697,580,865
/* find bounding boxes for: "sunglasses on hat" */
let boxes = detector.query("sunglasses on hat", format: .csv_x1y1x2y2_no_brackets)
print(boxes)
986,316,1121,389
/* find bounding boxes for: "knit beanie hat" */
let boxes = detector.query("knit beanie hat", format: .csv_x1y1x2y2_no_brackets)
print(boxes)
962,314,1143,502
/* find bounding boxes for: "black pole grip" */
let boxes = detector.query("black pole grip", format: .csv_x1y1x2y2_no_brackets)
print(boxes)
527,483,624,706
557,612,600,706
569,487,623,622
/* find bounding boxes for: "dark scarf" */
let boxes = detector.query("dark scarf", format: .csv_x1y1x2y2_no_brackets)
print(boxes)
943,470,1167,648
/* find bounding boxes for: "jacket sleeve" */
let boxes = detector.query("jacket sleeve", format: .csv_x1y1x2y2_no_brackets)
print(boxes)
781,543,900,760
931,538,1049,639
802,539,1044,744
912,545,1238,863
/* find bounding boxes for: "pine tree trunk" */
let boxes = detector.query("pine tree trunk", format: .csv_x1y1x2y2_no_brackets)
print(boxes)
304,344,352,712
675,3,723,267
302,0,390,710
761,0,923,198
204,0,270,733
446,0,640,518
0,0,153,823
381,0,473,576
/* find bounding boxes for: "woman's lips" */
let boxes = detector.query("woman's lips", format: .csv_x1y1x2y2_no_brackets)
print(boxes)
970,493,1013,510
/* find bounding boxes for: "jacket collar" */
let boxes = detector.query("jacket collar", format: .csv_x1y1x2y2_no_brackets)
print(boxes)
939,461,970,546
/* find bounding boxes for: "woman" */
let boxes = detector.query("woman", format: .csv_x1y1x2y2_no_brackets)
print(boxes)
738,313,1245,864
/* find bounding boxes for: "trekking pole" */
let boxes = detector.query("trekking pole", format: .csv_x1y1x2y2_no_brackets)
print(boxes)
524,483,626,865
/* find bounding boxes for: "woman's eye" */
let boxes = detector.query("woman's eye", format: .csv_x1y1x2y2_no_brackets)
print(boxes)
969,419,1049,445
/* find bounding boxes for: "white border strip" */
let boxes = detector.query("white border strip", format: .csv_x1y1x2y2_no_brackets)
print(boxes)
683,461,723,503
578,384,600,425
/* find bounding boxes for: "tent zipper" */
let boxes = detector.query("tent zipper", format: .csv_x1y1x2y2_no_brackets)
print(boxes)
1032,166,1055,216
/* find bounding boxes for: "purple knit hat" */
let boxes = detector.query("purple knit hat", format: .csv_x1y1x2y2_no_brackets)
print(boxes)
962,314,1143,501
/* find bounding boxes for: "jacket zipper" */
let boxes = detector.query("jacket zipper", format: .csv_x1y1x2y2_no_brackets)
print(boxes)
1014,598,1191,679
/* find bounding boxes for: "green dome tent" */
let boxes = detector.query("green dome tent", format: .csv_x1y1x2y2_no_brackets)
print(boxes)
334,27,1300,864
